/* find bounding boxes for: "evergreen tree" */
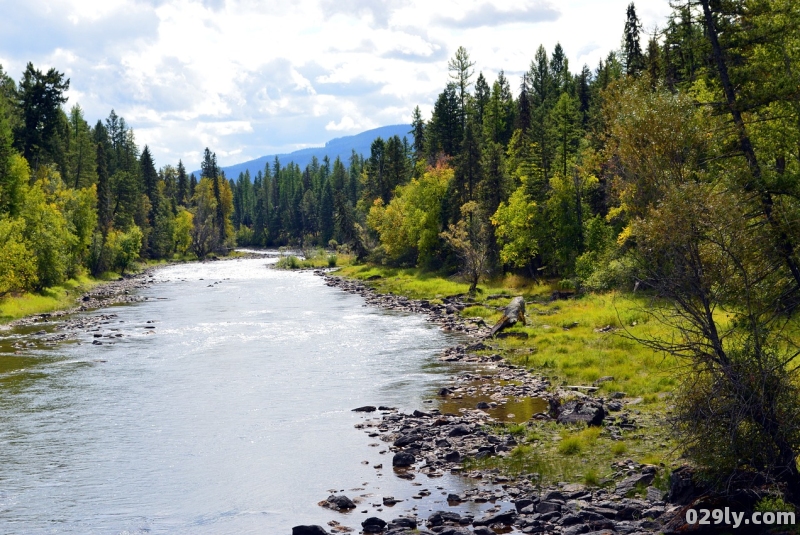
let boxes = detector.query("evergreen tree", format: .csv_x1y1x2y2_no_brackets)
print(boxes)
65,104,97,188
176,160,188,206
473,72,490,126
96,143,112,233
319,180,335,244
447,46,475,129
14,63,70,168
623,2,645,76
410,106,426,160
426,84,462,157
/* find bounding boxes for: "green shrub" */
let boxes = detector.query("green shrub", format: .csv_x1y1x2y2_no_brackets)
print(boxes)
327,254,338,267
276,255,301,269
558,437,583,455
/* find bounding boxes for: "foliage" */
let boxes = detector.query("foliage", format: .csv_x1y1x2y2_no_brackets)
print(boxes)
492,185,538,269
368,163,453,267
440,201,490,294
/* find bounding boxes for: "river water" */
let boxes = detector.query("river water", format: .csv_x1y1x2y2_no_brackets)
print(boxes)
0,256,495,534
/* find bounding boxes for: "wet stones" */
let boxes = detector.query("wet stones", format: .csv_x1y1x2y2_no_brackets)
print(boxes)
361,517,387,533
320,495,356,511
391,452,415,467
292,526,329,535
352,406,377,412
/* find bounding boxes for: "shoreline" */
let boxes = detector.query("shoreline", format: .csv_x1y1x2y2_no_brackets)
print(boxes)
2,252,271,330
313,272,682,535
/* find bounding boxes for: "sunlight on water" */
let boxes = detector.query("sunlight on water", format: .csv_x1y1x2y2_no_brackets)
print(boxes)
0,258,479,534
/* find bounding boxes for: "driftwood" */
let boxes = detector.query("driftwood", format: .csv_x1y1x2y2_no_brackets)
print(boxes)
489,296,526,337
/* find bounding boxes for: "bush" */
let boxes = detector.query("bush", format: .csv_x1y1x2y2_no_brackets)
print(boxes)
275,255,301,269
558,437,583,455
327,254,337,267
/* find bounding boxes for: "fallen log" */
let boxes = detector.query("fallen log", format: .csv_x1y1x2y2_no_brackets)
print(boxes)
489,296,526,337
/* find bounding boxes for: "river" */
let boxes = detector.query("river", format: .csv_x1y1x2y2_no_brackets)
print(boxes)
0,256,492,534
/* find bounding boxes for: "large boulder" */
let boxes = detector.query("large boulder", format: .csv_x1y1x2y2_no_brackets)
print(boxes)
556,400,605,426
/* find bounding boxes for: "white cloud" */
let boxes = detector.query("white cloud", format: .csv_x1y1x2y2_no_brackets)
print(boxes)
0,0,673,170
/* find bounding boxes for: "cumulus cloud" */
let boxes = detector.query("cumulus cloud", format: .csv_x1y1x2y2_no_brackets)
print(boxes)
433,2,560,28
318,0,407,28
0,0,672,170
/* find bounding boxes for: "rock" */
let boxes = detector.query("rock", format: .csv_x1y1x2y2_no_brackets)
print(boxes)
448,424,472,437
443,450,461,463
353,405,377,412
615,471,655,496
646,486,664,503
393,433,423,447
536,501,561,514
615,505,643,520
392,452,415,467
556,400,605,426
361,517,387,533
607,400,623,412
476,401,491,409
542,490,565,501
388,517,417,529
562,525,590,535
382,496,401,506
292,526,329,535
325,494,356,510
514,498,535,512
446,493,461,502
437,528,471,535
473,510,516,526
667,465,703,505
427,511,462,527
472,528,494,535
412,409,430,418
438,387,452,396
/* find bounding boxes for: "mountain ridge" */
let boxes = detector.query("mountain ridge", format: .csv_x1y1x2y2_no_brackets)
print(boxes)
195,124,412,179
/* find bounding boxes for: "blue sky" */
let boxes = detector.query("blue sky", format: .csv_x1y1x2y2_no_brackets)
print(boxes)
0,0,672,170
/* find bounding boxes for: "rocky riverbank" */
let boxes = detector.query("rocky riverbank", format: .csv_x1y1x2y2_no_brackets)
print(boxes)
302,273,691,535
1,253,267,346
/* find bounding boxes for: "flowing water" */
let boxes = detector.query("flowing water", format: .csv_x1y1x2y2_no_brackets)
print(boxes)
0,256,505,534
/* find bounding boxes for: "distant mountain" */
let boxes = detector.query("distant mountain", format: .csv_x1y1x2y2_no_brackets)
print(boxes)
201,124,412,179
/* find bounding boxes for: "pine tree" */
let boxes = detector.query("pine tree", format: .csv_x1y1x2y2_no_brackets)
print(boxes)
14,62,70,169
447,46,475,129
623,3,645,76
176,160,188,206
96,143,112,232
66,104,97,188
474,72,490,126
410,106,425,160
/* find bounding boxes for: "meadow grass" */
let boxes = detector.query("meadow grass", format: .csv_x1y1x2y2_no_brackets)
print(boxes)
275,249,353,270
0,275,102,323
336,264,681,484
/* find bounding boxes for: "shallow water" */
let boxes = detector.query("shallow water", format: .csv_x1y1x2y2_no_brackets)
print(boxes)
0,257,514,534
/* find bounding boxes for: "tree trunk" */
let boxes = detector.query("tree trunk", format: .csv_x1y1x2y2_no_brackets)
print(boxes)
489,296,526,337
699,0,800,291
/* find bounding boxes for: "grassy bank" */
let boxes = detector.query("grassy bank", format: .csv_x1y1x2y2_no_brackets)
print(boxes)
337,264,679,491
0,275,106,323
275,249,354,270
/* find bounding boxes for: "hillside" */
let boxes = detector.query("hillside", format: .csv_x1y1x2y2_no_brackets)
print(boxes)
206,124,412,178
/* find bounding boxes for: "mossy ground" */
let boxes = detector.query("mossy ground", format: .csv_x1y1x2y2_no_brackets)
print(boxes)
337,264,681,489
